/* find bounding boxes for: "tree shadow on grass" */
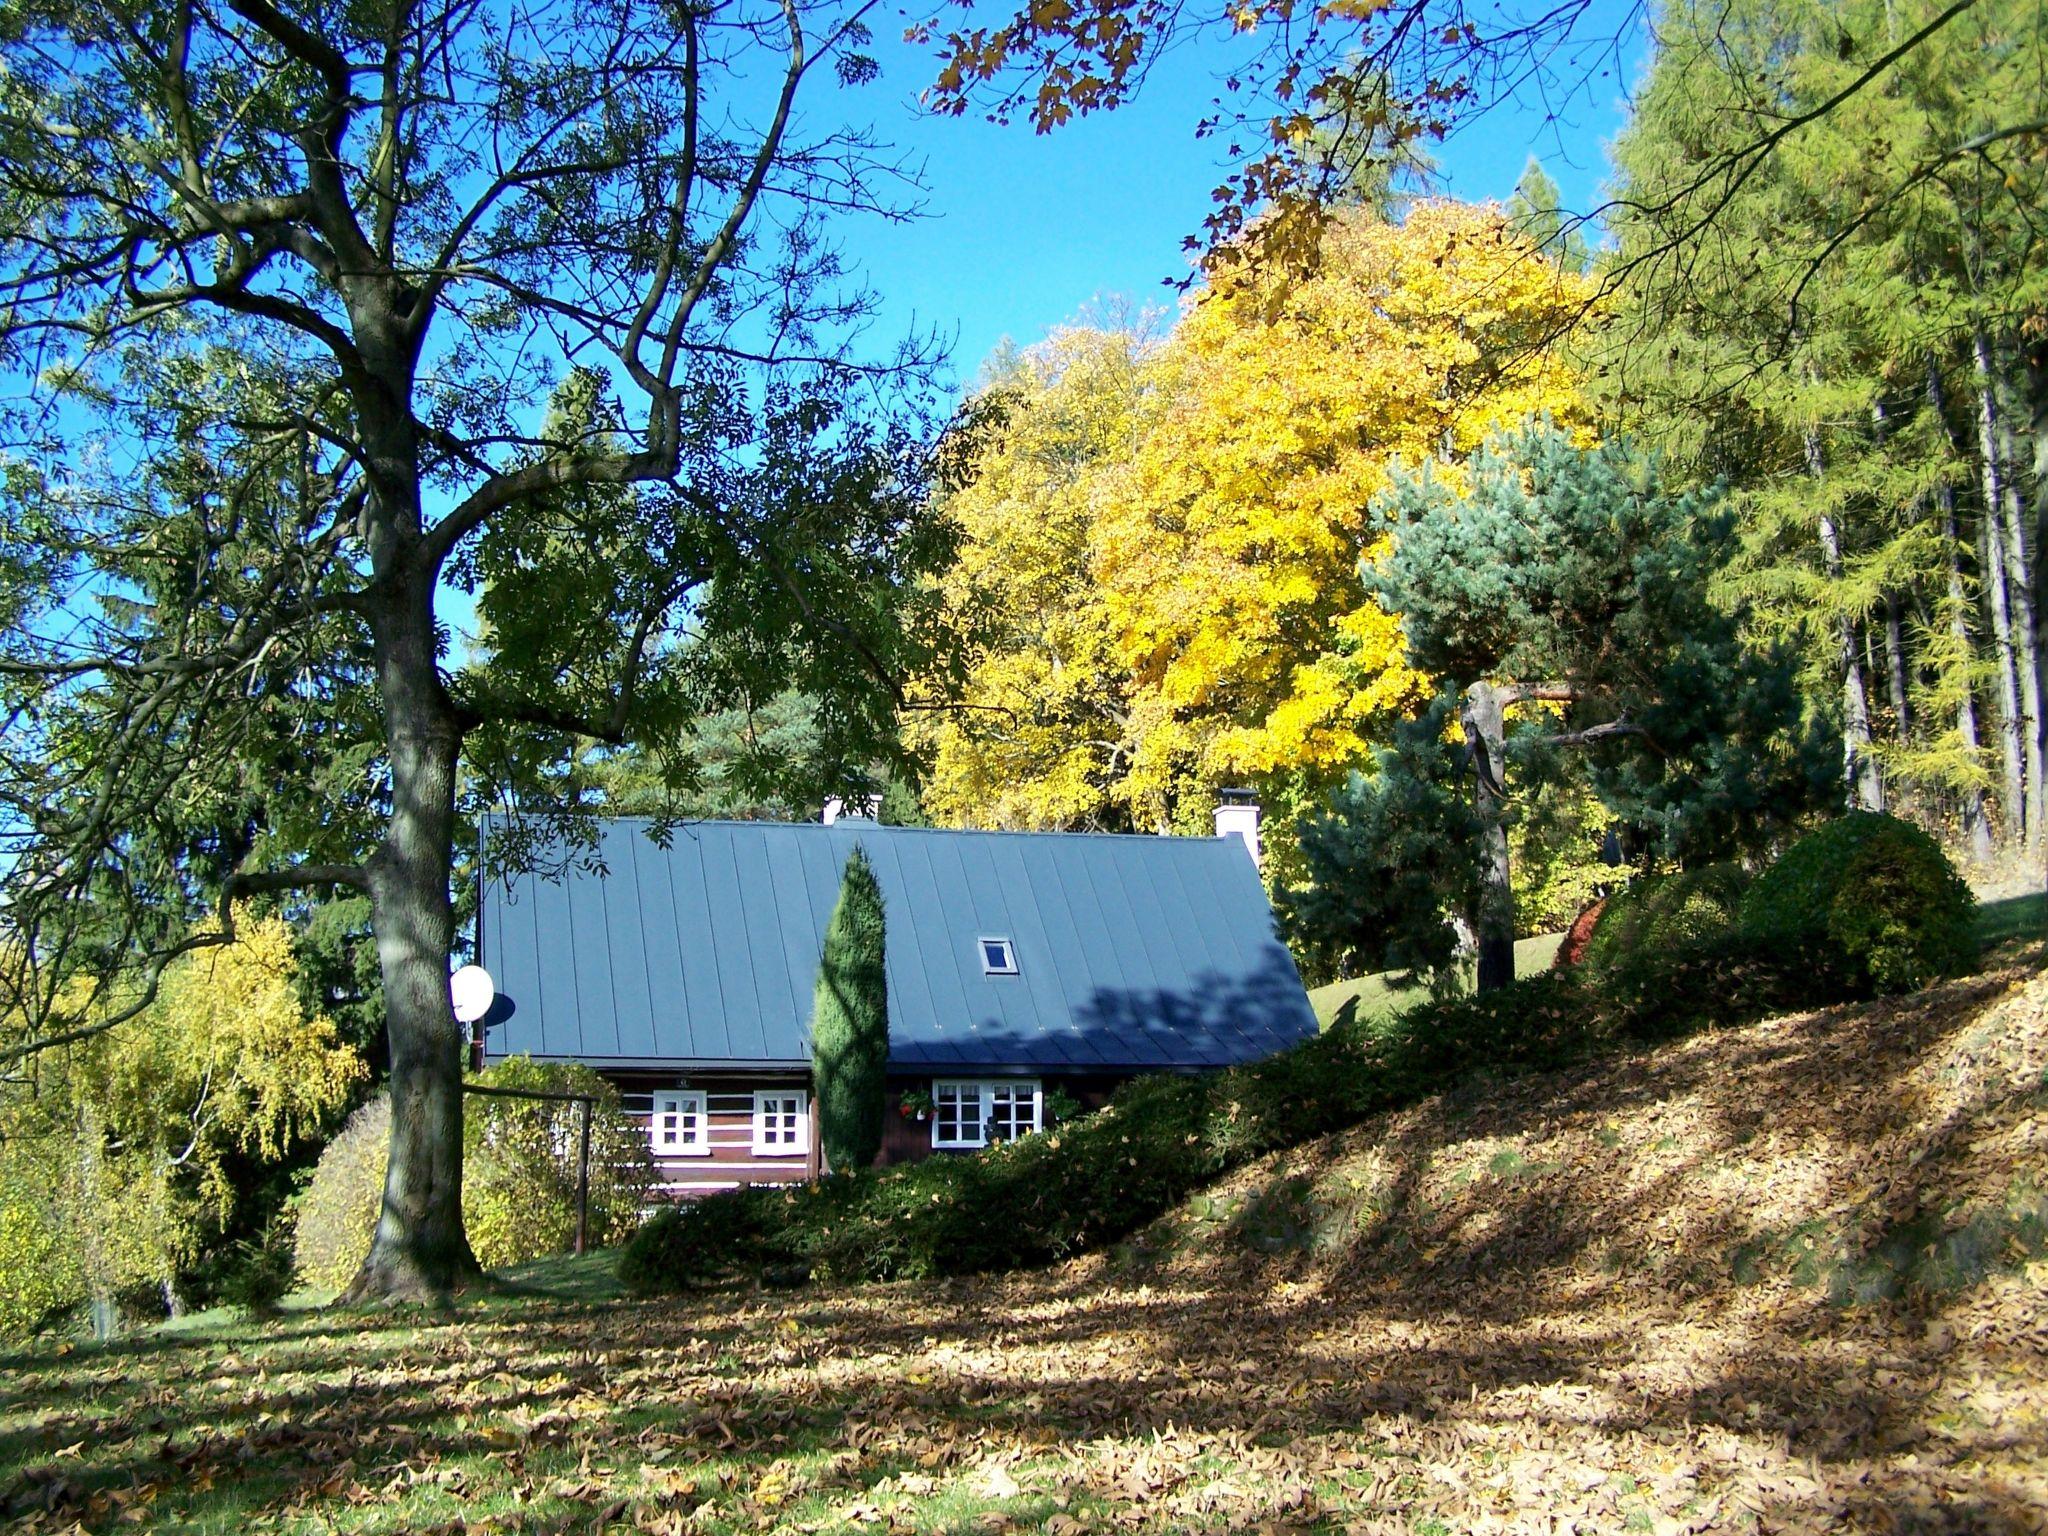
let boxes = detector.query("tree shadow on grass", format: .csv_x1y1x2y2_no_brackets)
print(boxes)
5,969,2042,1534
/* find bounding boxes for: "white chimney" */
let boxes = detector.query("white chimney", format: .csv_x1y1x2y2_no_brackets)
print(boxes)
823,794,882,825
1214,788,1261,864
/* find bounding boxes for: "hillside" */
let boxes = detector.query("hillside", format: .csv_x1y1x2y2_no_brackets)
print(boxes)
4,959,2045,1535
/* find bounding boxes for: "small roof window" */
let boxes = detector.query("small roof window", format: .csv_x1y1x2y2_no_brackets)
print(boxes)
978,936,1018,975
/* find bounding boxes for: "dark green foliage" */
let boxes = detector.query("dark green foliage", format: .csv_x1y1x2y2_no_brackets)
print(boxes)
1596,928,1861,1042
1580,863,1751,979
811,848,889,1172
1288,422,1822,993
1278,697,1480,989
1366,423,1815,863
620,923,1876,1293
1739,813,1978,993
216,1217,298,1318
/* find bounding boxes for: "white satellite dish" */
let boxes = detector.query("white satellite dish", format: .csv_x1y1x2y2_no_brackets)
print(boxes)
450,964,496,1024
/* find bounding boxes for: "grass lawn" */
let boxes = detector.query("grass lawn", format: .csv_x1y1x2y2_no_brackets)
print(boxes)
5,953,2044,1536
1977,889,2047,949
1307,930,1565,1029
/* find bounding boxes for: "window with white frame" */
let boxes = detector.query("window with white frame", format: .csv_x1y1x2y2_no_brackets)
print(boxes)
978,936,1018,975
751,1090,808,1155
931,1079,1042,1149
650,1091,708,1157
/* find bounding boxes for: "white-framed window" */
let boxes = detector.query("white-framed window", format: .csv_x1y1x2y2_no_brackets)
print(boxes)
752,1090,808,1156
978,936,1018,975
932,1079,1042,1149
650,1090,709,1157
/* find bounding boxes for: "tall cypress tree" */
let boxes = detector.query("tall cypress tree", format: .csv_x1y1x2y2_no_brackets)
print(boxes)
811,847,889,1172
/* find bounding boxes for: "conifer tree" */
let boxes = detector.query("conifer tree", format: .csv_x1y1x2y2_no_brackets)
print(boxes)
811,848,889,1173
1350,421,1816,990
1604,0,2046,856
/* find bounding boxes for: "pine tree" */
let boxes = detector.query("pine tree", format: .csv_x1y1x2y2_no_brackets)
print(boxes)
1506,158,1589,274
1355,421,1817,990
810,848,889,1173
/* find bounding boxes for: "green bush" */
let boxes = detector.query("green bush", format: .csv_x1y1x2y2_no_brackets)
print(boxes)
296,1062,658,1290
293,1096,388,1294
463,1059,656,1268
218,1215,298,1317
621,921,1880,1295
1739,812,1977,993
1580,862,1749,978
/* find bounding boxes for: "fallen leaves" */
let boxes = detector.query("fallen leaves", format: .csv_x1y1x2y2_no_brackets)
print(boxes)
6,968,2048,1534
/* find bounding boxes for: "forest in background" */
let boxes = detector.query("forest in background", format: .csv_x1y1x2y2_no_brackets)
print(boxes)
913,0,2046,938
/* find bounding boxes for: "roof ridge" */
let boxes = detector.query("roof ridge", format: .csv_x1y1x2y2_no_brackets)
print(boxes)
484,811,1233,845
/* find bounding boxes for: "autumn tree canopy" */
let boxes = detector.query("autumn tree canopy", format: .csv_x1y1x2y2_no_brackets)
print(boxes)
915,200,1589,850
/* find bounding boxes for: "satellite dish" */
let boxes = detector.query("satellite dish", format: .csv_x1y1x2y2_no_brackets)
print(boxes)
450,965,496,1024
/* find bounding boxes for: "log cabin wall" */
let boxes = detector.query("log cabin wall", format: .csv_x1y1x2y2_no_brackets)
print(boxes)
598,1070,1129,1199
605,1071,818,1199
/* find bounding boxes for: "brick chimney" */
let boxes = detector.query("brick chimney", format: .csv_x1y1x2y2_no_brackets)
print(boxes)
1214,788,1261,864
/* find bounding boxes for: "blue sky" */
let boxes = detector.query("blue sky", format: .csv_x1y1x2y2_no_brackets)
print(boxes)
838,2,1651,391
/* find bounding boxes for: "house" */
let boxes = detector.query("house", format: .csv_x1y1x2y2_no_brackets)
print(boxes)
473,804,1317,1199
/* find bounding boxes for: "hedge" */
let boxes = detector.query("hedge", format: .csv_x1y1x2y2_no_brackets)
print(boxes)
619,923,1860,1294
1579,862,1750,979
1739,812,1977,993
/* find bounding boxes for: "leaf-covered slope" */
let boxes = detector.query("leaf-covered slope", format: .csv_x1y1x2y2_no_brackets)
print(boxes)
1114,967,2048,1305
4,964,2042,1536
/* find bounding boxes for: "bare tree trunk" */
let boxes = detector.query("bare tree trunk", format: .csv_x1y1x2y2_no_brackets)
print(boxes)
1928,358,1994,861
1972,339,2029,841
1806,425,1882,810
1882,594,1912,740
2024,334,2048,854
1944,490,1995,862
1460,680,1515,994
1984,337,2045,854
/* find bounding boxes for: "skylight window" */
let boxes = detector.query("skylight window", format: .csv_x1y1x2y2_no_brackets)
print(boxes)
979,936,1018,975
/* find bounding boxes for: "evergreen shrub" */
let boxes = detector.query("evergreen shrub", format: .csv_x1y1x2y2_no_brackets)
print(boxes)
1579,862,1750,978
1738,812,1977,993
620,921,1877,1294
811,847,889,1172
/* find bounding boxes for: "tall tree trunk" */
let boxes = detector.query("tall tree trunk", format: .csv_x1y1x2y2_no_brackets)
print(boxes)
2024,333,2048,852
1928,357,1994,861
1460,680,1515,994
1984,337,2045,853
1944,489,1995,862
1971,338,2029,841
343,549,479,1302
1882,593,1912,740
1806,425,1883,809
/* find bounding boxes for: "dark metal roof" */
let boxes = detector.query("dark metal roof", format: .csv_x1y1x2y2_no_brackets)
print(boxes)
476,817,1317,1073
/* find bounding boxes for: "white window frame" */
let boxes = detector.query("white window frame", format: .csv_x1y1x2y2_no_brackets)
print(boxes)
931,1078,1042,1150
650,1090,709,1157
751,1089,808,1156
978,935,1019,975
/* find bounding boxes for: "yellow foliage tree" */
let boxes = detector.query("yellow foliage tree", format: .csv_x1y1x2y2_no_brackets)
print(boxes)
917,201,1591,834
914,326,1166,829
0,918,363,1331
